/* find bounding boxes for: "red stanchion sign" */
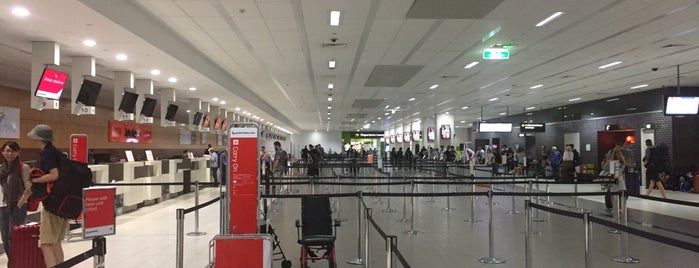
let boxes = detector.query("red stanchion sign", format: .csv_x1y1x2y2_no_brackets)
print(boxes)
229,127,259,234
82,187,116,238
70,134,88,163
213,235,272,268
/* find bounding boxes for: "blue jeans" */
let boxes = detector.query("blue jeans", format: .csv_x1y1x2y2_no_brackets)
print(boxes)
0,204,28,260
211,167,219,183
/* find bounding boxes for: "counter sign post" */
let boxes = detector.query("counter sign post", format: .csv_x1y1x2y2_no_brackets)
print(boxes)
228,123,260,234
83,186,115,267
70,134,88,163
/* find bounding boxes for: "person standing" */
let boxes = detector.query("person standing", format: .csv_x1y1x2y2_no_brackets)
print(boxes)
26,124,68,267
219,149,228,185
273,141,288,177
209,148,219,184
549,146,561,179
396,147,404,169
644,140,668,198
204,144,212,156
0,141,32,264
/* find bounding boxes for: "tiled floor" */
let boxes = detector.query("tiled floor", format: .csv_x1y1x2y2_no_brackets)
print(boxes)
1,167,698,267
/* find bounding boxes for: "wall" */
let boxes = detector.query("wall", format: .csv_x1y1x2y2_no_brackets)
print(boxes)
0,85,219,160
672,116,699,173
452,127,472,148
290,131,343,156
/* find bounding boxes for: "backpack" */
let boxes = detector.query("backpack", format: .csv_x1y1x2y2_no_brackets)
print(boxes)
41,153,93,219
572,149,581,166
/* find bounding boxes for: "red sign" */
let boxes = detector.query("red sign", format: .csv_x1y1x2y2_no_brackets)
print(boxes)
214,235,271,267
229,127,259,234
108,120,152,144
83,187,116,238
35,68,68,100
70,134,88,163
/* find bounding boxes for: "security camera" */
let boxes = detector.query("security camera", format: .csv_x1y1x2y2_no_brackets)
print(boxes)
330,38,338,43
652,68,658,71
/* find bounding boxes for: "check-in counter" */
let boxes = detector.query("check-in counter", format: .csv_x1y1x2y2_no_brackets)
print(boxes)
190,157,211,183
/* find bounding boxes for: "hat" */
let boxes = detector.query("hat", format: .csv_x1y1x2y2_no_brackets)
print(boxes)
27,124,54,142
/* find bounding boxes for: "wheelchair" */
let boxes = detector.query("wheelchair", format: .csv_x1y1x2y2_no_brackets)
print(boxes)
295,196,341,268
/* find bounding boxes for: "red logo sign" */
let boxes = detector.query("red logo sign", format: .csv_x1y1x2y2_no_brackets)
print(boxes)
35,68,68,100
229,128,259,234
70,134,88,163
108,120,152,144
83,187,116,238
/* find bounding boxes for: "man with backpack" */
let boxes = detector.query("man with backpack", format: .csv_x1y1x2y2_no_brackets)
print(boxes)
644,140,668,198
273,141,288,177
26,124,68,267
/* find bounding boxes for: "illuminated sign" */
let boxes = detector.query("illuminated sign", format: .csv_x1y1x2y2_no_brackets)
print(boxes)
520,122,546,133
483,48,510,59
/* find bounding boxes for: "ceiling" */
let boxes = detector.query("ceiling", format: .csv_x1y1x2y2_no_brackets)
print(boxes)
2,0,699,133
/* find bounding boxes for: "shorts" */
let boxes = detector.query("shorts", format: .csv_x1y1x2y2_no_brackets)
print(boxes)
39,207,69,245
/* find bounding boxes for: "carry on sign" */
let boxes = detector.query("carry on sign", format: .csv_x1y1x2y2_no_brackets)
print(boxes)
228,126,259,234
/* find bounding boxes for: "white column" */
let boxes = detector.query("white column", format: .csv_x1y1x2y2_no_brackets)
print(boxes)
135,79,154,123
31,42,61,110
70,56,96,115
160,88,176,127
114,71,134,121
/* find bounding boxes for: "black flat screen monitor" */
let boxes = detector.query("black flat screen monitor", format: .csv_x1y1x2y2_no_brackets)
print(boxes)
664,95,699,115
118,91,139,114
75,79,102,106
35,67,68,100
202,114,211,128
192,112,204,126
165,104,179,121
140,97,157,117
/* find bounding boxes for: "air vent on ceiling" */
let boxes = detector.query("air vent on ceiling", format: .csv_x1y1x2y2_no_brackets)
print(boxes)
441,75,460,79
561,75,576,79
321,43,348,48
662,44,685,48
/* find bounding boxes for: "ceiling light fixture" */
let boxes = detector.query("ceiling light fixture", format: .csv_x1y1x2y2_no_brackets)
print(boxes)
186,110,191,113
499,112,507,115
526,106,536,110
188,87,196,91
328,83,334,89
212,97,219,102
408,97,415,101
377,117,381,120
168,77,177,83
330,10,341,26
150,69,161,76
462,106,469,109
220,101,226,105
327,106,332,109
530,84,543,89
460,120,466,123
598,61,622,69
115,54,128,61
235,107,241,111
606,98,620,102
445,112,450,115
535,11,565,27
11,6,30,17
82,39,96,47
569,97,581,102
488,97,499,102
429,84,439,89
328,97,333,101
464,61,479,69
328,60,336,69
630,84,648,89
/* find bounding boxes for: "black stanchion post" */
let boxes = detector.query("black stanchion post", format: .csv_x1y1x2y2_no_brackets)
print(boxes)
465,176,481,223
612,190,640,263
398,176,409,222
348,193,366,265
583,212,592,268
609,191,622,234
176,208,185,268
532,181,546,222
219,189,226,235
506,175,520,214
524,200,532,268
404,180,420,235
478,190,506,264
386,236,394,268
93,236,106,268
365,208,371,268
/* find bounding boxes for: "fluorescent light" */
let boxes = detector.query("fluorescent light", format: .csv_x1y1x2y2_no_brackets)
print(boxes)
429,84,439,89
460,120,466,123
535,11,565,27
11,7,30,17
115,54,128,61
526,106,536,110
377,117,381,120
598,61,622,69
188,87,196,91
82,39,96,47
235,107,241,111
150,69,161,76
488,97,499,102
328,83,334,89
385,105,390,109
530,84,543,89
330,11,341,26
212,97,219,102
260,119,264,122
395,106,400,109
499,112,507,115
220,101,226,105
168,77,177,83
384,112,389,115
328,60,336,69
569,97,581,102
630,84,648,89
186,110,191,113
328,97,333,101
408,98,415,101
243,111,248,114
327,106,332,109
372,121,376,123
464,61,479,69
526,113,533,115
462,106,469,109
606,98,620,102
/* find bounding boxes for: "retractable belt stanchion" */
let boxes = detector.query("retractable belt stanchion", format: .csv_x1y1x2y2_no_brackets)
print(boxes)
176,208,185,268
386,236,394,268
310,177,316,195
382,177,397,213
365,208,371,268
427,177,436,203
348,193,366,265
442,179,455,211
583,212,592,268
485,181,499,206
524,200,532,268
573,178,587,212
404,180,421,235
608,192,622,234
478,190,506,264
465,176,481,222
187,181,206,236
612,190,640,264
506,175,520,214
532,181,546,222
544,180,553,205
398,176,409,222
337,177,347,222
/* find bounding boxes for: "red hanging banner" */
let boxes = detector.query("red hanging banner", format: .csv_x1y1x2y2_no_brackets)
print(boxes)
70,134,88,163
228,126,259,234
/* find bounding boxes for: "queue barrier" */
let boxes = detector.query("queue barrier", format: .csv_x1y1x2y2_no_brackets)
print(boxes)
175,184,223,268
53,237,107,268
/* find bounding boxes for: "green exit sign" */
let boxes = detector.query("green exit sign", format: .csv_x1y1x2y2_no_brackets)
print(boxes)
483,48,510,59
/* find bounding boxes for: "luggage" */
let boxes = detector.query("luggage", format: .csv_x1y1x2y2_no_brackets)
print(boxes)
625,172,641,195
10,223,46,268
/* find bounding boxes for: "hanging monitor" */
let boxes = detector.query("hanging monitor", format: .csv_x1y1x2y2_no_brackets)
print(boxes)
192,112,204,126
118,90,139,114
213,117,222,129
35,67,69,100
75,79,102,106
140,97,157,117
426,127,435,141
478,122,513,133
202,113,211,128
165,104,179,121
440,124,451,140
664,95,699,115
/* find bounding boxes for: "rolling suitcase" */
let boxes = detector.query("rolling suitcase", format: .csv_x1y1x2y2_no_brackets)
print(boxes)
625,172,641,195
10,223,46,268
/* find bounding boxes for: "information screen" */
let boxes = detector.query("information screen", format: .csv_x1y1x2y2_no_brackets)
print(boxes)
35,68,68,100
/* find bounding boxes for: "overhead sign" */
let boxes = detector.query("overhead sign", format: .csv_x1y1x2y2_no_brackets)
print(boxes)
483,48,510,59
479,122,513,133
352,131,384,138
69,134,88,163
229,127,259,234
520,123,546,133
83,187,116,238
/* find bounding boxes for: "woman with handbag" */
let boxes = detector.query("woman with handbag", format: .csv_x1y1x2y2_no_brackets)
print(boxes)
0,140,32,263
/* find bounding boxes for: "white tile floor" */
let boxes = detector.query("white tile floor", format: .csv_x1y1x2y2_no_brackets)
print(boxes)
1,167,698,268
